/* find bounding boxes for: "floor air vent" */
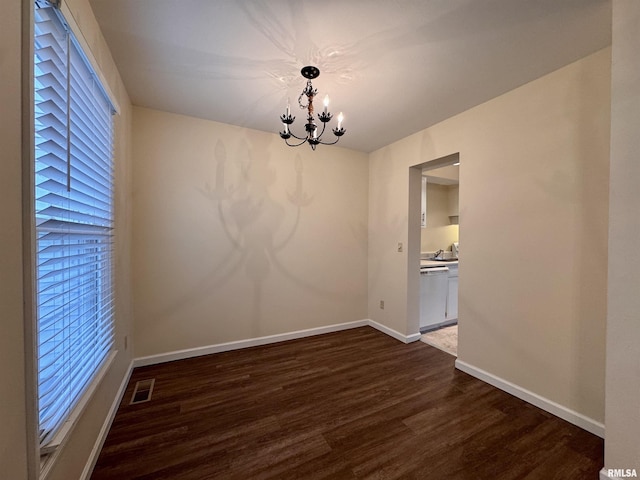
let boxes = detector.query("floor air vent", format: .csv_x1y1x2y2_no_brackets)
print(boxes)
130,378,155,405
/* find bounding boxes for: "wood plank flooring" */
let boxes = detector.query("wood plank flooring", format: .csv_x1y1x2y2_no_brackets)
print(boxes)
91,327,603,479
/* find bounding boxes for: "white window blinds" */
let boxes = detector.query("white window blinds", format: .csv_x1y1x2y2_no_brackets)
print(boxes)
34,3,115,450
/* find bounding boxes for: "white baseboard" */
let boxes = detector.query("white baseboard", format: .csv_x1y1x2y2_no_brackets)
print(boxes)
80,360,134,480
455,359,605,438
133,319,421,368
133,320,370,367
368,319,422,344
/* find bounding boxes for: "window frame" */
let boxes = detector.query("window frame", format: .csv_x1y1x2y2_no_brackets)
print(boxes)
32,0,119,467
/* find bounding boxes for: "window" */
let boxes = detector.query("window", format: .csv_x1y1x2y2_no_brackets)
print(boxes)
34,2,115,451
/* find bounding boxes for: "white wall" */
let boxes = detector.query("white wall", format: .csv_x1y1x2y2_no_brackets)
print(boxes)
0,1,134,478
603,0,640,474
132,107,369,358
369,48,611,424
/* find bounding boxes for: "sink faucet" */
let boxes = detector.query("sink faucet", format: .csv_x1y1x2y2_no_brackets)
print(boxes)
433,249,444,260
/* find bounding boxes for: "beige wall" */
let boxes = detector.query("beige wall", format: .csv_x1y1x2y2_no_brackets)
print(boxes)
0,0,133,478
3,1,631,476
369,48,611,423
421,183,459,252
132,107,368,357
604,0,640,474
1,1,30,478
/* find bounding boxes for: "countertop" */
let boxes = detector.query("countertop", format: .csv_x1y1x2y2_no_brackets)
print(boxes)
421,259,459,268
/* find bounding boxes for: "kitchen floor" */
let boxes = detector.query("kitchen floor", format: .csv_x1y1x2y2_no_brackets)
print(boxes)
421,324,457,356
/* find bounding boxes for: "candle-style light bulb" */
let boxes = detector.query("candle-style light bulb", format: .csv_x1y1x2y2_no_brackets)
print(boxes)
286,98,291,116
323,95,329,114
337,112,344,130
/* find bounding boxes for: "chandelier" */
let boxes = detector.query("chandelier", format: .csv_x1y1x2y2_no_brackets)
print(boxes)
279,66,346,150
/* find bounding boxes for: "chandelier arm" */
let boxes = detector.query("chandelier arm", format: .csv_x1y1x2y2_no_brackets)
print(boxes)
316,136,343,146
285,136,309,147
316,121,327,139
286,129,309,141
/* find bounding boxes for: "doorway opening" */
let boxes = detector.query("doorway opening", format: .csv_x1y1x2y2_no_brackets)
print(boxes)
408,153,460,356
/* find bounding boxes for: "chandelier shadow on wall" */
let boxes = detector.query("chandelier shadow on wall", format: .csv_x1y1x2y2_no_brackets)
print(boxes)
279,66,346,150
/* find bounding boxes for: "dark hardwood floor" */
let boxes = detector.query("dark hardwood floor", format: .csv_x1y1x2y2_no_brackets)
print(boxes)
91,327,603,479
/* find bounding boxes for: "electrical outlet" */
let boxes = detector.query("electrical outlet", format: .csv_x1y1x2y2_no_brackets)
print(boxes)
380,300,385,309
397,242,403,252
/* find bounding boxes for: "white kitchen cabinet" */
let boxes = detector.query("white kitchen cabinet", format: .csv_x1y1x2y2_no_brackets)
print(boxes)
448,184,459,225
446,264,458,321
421,176,427,227
420,266,449,328
447,185,459,216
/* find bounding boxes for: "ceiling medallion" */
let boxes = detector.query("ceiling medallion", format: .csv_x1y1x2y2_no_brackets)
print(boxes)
279,66,346,150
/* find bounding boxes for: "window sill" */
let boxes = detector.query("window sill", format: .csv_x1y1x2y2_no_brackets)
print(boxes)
40,350,118,479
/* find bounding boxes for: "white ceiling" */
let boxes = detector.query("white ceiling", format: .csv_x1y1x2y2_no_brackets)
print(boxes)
89,0,611,153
